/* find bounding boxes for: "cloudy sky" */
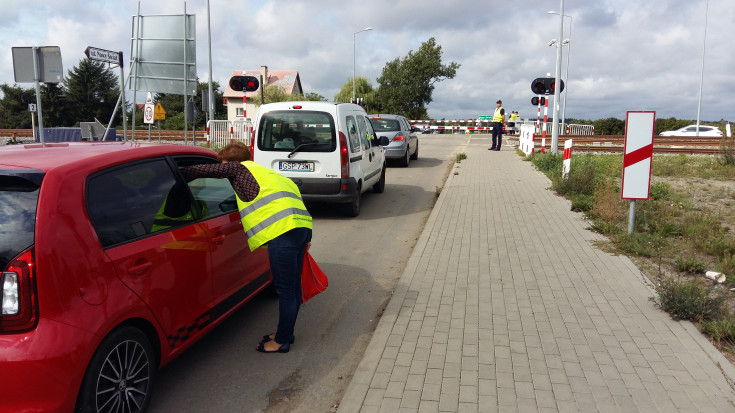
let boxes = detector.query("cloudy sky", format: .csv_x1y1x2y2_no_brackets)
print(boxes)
1,0,733,123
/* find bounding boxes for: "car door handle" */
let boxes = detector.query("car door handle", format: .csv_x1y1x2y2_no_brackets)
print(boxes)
128,260,152,275
212,232,226,244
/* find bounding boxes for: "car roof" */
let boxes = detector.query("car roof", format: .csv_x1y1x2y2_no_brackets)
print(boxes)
371,114,404,119
0,142,216,173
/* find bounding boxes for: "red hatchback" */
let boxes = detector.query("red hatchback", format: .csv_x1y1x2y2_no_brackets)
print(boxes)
0,142,271,412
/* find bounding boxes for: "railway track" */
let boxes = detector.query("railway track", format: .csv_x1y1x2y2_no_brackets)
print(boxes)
2,129,732,155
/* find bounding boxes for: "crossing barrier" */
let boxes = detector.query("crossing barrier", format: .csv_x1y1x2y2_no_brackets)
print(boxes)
205,119,252,148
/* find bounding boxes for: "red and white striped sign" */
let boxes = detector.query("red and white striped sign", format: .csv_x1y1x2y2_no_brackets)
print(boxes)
621,111,655,199
562,139,572,179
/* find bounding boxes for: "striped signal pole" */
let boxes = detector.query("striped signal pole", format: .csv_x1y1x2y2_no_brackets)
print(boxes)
540,98,549,153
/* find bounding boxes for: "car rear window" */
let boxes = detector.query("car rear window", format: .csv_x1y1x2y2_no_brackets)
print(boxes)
369,118,400,132
0,171,44,269
257,110,336,152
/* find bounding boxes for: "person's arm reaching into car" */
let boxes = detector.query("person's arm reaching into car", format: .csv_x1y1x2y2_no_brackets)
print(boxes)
181,162,260,202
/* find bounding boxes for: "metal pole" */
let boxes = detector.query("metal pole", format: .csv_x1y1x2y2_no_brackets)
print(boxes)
118,52,127,140
132,2,142,142
561,17,572,129
550,0,565,154
183,2,188,145
207,0,214,122
695,0,709,137
32,47,45,144
352,27,372,102
628,200,636,234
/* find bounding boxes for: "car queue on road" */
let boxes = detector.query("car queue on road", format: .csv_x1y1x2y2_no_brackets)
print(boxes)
0,102,422,412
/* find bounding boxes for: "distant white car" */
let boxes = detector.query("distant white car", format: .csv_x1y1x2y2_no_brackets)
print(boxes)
659,125,722,137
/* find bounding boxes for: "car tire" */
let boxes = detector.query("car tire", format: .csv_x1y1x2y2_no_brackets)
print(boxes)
400,149,410,167
373,165,386,193
76,326,156,413
410,142,419,160
344,184,361,217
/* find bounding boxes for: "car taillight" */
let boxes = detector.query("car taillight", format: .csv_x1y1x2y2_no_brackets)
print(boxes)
339,132,349,179
1,248,38,333
393,134,405,142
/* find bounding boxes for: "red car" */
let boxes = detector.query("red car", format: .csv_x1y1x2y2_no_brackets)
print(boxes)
0,142,271,412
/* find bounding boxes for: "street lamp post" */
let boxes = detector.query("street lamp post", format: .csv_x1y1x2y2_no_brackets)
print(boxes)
353,27,373,102
550,0,565,154
549,11,572,130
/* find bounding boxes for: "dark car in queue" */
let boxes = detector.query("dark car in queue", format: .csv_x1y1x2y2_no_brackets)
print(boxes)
0,142,271,412
369,114,419,167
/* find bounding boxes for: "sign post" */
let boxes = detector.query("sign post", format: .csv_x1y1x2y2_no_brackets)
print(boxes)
85,46,127,140
621,111,656,234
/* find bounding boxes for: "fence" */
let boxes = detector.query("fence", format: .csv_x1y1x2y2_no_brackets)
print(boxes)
206,119,252,148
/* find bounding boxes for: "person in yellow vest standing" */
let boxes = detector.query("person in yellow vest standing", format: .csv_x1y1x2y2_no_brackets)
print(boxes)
508,111,518,135
489,99,505,151
182,141,312,353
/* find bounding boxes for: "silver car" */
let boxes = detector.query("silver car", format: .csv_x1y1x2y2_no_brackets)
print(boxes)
369,114,419,167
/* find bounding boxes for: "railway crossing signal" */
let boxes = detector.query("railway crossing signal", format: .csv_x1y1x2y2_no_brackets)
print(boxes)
229,75,260,92
530,78,564,95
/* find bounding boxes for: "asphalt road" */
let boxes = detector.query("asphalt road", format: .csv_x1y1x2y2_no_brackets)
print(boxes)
148,134,470,413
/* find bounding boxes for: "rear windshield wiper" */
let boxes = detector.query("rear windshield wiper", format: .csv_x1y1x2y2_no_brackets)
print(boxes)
288,143,320,158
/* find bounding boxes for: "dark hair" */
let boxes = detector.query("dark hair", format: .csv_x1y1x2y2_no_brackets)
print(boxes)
217,141,251,162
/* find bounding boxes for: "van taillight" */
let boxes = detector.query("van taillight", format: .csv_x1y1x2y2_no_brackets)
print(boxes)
339,132,349,179
250,129,256,161
1,248,38,333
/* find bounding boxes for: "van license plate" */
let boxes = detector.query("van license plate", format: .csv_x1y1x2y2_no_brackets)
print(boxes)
279,161,314,172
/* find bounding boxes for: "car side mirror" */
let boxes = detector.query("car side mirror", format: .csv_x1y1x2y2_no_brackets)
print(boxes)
379,136,390,146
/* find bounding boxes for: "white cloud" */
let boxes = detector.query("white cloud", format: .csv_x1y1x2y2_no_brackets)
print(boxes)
1,0,733,123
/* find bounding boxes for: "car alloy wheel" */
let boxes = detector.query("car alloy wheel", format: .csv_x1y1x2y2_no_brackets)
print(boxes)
77,326,155,413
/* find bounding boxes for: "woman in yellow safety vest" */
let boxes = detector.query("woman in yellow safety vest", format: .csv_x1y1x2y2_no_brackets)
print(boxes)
182,141,312,353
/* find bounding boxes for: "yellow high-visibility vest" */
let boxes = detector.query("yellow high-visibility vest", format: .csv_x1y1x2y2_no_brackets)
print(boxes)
492,107,505,123
237,161,312,251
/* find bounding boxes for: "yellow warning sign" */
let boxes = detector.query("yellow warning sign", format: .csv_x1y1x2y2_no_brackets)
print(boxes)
154,102,166,120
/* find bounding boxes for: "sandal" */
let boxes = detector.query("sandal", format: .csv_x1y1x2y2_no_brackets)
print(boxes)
262,333,295,344
256,340,290,353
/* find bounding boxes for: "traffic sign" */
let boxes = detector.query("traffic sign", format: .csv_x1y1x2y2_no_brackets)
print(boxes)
154,103,166,120
478,115,493,121
621,111,655,200
144,103,154,124
28,104,37,112
84,46,122,65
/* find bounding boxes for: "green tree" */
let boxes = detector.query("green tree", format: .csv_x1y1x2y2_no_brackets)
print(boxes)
250,84,306,106
304,92,327,101
334,77,374,103
375,37,460,119
40,83,71,127
0,84,36,128
152,81,226,130
593,117,625,135
63,59,121,126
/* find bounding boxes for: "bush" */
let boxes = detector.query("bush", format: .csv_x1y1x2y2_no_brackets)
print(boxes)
674,256,706,274
652,277,729,322
649,182,672,200
702,316,735,347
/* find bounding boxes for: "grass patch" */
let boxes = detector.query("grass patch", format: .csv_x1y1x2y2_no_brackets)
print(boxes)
650,277,729,322
528,151,735,345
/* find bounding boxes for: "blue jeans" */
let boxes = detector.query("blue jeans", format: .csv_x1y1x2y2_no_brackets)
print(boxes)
267,227,312,344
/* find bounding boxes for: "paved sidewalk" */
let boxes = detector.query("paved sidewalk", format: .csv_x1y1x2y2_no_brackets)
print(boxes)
339,138,735,412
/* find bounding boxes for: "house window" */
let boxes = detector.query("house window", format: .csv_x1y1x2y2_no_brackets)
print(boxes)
236,108,244,117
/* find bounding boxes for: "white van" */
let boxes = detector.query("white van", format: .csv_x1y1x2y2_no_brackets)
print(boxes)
251,101,389,217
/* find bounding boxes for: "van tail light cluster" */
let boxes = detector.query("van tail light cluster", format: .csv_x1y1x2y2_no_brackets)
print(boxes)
1,248,38,333
339,132,349,179
250,129,256,161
